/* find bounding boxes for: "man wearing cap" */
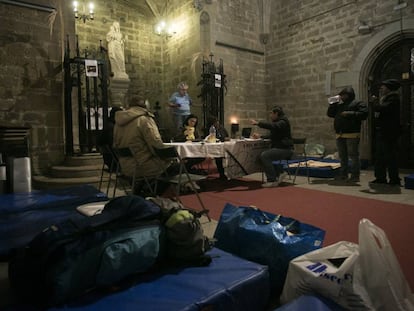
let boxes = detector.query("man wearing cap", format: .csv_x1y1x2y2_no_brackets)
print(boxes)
327,87,368,183
168,82,193,135
369,79,401,186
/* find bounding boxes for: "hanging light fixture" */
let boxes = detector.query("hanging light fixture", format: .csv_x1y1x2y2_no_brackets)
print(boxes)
153,0,177,37
73,1,94,23
154,19,177,37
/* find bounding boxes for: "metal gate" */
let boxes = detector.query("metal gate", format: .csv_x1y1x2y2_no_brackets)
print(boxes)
64,36,109,156
198,53,226,131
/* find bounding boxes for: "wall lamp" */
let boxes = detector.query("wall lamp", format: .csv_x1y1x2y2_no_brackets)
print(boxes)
357,21,371,34
154,20,177,37
73,1,94,23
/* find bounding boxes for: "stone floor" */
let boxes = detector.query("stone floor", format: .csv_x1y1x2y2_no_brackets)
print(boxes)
199,168,414,238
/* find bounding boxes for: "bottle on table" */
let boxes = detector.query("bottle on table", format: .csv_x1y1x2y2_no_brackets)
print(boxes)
208,125,216,143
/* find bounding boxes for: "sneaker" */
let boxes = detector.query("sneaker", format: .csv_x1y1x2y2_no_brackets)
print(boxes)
278,172,288,184
183,181,200,191
388,180,402,186
262,181,280,188
369,179,387,184
348,176,360,183
218,174,228,180
334,175,348,181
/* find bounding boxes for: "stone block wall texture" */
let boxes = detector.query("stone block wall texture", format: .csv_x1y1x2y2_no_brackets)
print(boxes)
210,0,268,133
0,0,72,174
266,0,413,153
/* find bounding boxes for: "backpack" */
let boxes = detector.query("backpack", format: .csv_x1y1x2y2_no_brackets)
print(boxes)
147,197,214,266
8,195,165,306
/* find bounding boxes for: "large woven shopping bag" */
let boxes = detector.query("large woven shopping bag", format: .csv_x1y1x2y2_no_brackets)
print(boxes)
213,203,325,295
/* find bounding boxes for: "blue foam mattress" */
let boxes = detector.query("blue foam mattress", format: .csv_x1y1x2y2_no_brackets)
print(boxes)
8,248,270,311
404,174,414,189
274,158,340,178
0,185,108,259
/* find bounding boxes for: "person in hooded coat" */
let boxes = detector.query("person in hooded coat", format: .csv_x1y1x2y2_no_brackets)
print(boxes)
327,87,368,183
113,95,174,185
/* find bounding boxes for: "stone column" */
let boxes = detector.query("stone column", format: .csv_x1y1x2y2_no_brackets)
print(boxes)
109,77,130,107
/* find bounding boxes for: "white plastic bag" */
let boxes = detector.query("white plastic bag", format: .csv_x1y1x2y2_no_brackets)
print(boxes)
359,218,414,311
280,241,373,310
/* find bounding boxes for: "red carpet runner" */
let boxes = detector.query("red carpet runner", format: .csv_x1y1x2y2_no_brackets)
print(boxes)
179,178,414,289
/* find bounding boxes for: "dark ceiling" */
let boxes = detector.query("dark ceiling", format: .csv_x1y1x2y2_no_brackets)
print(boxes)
118,0,168,18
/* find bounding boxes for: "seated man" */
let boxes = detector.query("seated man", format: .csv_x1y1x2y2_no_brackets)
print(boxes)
113,95,188,194
250,106,293,188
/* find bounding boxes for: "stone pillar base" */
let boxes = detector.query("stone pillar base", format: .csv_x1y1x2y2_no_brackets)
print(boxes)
109,77,130,107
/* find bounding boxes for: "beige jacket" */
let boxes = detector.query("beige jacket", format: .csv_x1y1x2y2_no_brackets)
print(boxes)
113,106,170,177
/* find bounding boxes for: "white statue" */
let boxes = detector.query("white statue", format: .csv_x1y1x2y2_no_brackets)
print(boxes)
106,22,129,80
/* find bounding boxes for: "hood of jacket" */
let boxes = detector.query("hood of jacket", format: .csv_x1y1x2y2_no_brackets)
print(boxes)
115,106,154,127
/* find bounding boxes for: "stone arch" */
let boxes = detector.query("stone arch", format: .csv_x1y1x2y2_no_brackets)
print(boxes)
349,18,414,160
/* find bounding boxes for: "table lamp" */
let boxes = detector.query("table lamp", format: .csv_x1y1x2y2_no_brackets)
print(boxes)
231,123,239,139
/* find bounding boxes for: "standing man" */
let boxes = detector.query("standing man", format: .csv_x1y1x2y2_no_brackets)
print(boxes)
250,106,293,188
369,79,401,186
327,87,368,182
168,82,192,135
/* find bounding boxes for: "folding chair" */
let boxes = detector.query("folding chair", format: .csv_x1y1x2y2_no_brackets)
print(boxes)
287,138,310,184
98,145,126,197
98,144,112,193
267,138,310,184
111,146,167,199
154,146,210,221
108,147,137,197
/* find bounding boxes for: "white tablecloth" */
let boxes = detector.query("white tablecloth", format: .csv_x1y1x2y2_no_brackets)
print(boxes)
164,141,228,158
165,139,270,179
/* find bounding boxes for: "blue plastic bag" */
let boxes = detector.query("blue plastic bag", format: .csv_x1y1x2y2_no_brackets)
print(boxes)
214,203,326,295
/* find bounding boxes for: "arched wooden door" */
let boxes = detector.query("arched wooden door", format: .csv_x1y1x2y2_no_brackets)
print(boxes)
368,38,414,169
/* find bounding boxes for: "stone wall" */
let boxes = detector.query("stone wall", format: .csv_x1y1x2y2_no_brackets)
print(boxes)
205,0,267,134
0,0,74,174
266,0,413,154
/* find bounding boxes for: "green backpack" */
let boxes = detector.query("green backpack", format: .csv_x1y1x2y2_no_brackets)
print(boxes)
147,197,214,266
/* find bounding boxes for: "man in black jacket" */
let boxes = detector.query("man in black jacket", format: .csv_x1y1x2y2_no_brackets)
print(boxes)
327,87,368,182
250,106,293,188
370,79,401,186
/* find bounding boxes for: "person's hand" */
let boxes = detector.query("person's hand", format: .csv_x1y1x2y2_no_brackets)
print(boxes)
250,119,259,125
340,111,353,117
368,95,378,104
168,103,180,108
252,132,261,139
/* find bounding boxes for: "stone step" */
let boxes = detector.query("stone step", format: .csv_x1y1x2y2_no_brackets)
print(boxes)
64,153,103,167
32,174,108,190
49,164,102,178
32,152,107,190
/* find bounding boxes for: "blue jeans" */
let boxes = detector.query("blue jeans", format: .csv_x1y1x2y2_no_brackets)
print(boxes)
260,148,293,182
173,114,188,135
336,137,360,178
